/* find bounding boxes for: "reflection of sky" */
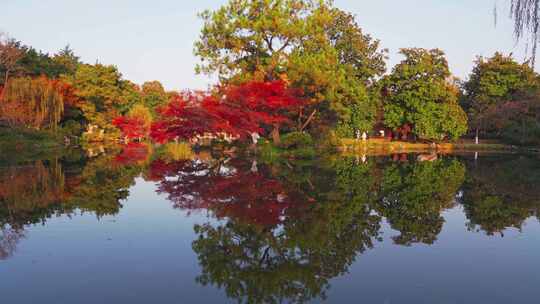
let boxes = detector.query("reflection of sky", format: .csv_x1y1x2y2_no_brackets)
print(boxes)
1,0,534,90
0,177,229,304
325,206,540,304
1,174,540,303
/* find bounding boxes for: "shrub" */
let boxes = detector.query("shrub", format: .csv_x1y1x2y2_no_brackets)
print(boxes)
61,120,83,137
279,132,313,149
164,142,194,161
501,120,540,146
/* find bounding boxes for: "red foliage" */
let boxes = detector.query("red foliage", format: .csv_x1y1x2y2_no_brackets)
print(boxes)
150,80,304,143
113,116,148,140
150,92,228,143
222,80,303,127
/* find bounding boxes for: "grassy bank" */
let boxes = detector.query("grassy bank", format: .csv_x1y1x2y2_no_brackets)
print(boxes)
0,127,66,162
338,138,519,154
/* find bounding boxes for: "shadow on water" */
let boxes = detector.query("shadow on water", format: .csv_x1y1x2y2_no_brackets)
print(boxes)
1,145,539,303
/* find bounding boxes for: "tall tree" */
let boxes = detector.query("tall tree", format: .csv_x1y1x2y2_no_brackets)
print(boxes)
0,33,24,92
52,45,80,76
63,64,140,133
382,48,468,141
141,81,168,116
1,37,81,89
194,0,386,134
461,52,537,143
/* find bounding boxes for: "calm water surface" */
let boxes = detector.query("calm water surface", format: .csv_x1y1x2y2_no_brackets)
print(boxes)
1,146,539,304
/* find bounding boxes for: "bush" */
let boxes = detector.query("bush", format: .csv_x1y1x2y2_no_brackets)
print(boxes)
163,142,194,161
501,120,540,146
61,120,83,137
279,132,313,149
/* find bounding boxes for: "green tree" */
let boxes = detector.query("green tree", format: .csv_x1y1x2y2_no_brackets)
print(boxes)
52,45,80,76
1,37,80,88
194,0,386,135
64,64,140,134
14,47,67,79
141,81,168,116
461,52,538,143
382,48,467,141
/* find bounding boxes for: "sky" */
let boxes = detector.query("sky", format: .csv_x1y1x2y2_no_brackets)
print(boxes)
1,0,534,90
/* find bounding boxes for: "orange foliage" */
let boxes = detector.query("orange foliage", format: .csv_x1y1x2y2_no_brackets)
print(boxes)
0,76,77,130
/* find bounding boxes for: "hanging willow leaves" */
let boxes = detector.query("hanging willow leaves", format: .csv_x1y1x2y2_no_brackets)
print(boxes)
499,0,540,66
0,76,65,131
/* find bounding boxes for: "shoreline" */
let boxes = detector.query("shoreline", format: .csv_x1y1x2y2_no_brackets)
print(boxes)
338,138,539,154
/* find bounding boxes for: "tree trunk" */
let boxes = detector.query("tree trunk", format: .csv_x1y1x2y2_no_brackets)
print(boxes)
0,70,9,101
300,110,317,131
475,128,479,145
271,124,280,145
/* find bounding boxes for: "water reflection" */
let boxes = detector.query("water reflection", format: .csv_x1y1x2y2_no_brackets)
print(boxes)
461,155,540,236
151,156,381,303
1,147,539,303
0,148,145,259
375,159,465,245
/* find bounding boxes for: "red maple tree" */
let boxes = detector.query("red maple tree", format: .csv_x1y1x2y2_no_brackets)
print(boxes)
113,116,148,141
150,92,228,143
150,80,304,143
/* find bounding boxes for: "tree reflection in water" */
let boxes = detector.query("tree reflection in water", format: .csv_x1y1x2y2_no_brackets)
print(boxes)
1,147,540,303
151,155,381,303
0,148,146,259
0,225,25,260
461,155,540,236
375,159,466,245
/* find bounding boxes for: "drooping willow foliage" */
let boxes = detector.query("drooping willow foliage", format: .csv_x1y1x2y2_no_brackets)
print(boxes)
0,77,64,131
508,0,540,66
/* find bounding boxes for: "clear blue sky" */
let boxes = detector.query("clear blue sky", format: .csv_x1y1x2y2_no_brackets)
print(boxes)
1,0,532,90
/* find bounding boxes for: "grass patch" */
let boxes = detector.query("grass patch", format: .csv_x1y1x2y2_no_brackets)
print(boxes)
163,142,194,161
0,127,65,162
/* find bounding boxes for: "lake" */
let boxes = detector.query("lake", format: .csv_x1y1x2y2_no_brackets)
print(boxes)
1,145,539,304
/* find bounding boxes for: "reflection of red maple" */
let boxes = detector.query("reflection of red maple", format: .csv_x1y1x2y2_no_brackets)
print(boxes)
150,158,309,227
150,81,304,143
114,143,150,165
